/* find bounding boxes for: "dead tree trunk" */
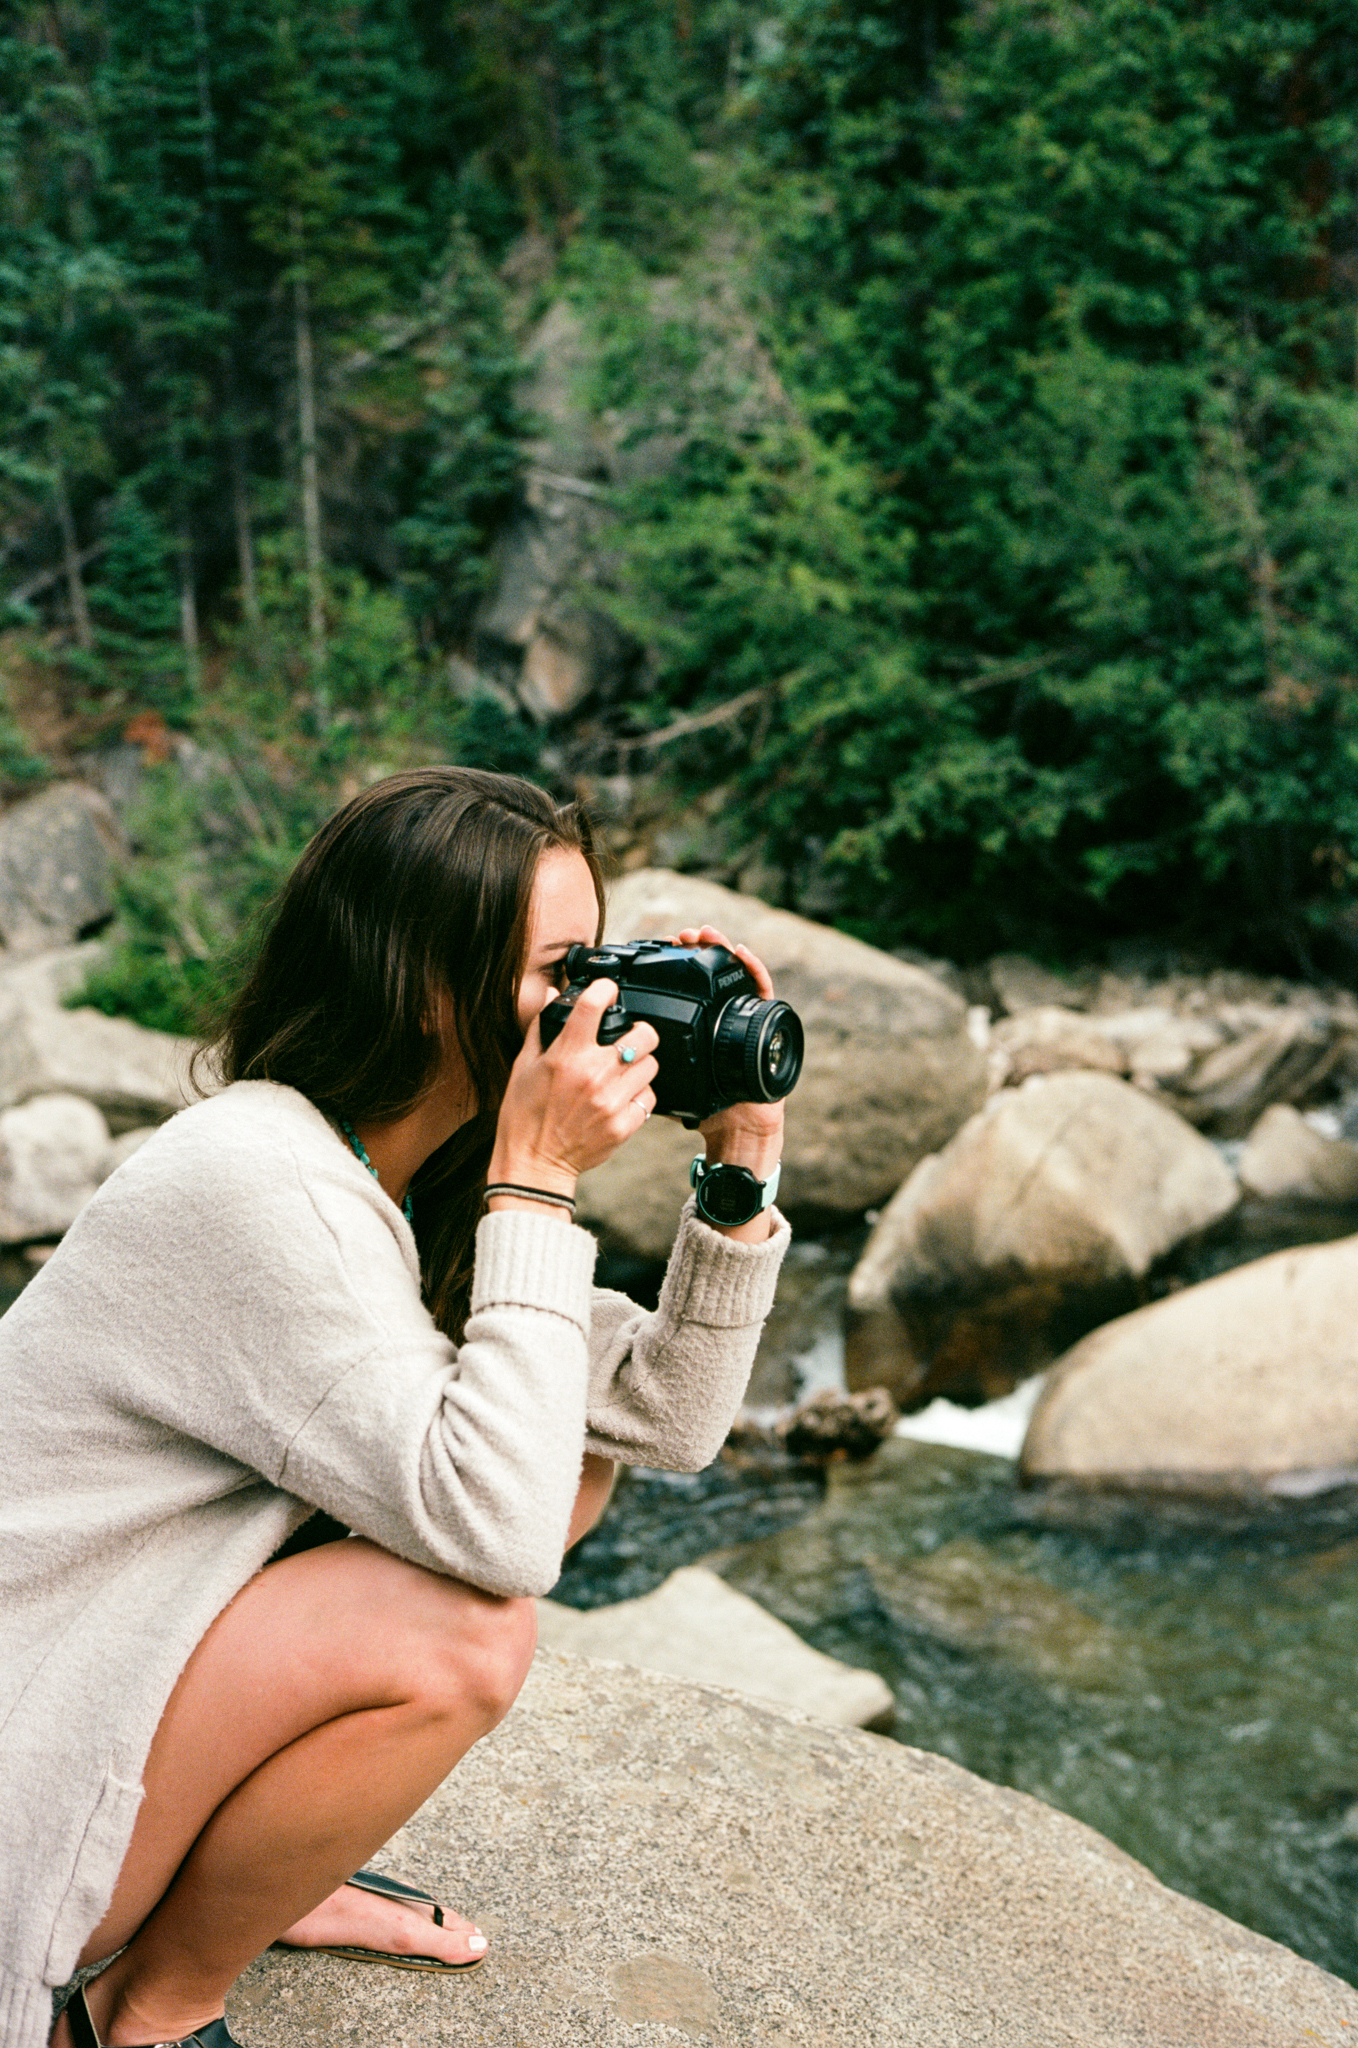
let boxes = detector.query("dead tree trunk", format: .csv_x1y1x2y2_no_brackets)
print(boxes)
291,222,327,716
52,463,93,653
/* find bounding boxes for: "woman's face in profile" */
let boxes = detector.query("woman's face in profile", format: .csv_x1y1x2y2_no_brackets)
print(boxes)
515,847,601,1038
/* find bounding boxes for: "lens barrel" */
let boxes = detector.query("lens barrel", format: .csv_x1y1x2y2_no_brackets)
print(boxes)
712,996,804,1105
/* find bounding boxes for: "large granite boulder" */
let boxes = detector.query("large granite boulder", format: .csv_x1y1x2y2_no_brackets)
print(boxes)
1021,1234,1358,1500
536,1564,894,1728
0,1092,111,1242
0,782,123,951
0,991,194,1129
845,1071,1239,1407
574,870,987,1253
230,1650,1358,2047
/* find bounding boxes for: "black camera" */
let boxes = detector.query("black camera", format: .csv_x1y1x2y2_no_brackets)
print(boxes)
537,939,804,1127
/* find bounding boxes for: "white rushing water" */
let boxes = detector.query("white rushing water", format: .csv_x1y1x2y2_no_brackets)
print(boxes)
893,1373,1048,1461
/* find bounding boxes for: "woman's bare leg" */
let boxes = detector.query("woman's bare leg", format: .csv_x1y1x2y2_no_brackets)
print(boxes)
60,1540,536,2048
276,1457,616,1961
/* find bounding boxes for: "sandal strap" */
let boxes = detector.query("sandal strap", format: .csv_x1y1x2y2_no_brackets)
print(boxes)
67,1990,241,2048
347,1865,445,1928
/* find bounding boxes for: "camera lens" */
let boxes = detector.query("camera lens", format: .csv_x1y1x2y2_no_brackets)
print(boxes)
712,997,804,1104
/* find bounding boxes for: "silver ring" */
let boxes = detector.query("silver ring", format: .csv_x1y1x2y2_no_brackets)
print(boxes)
619,1045,638,1066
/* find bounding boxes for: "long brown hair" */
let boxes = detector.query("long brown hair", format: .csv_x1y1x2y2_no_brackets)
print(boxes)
211,767,603,1339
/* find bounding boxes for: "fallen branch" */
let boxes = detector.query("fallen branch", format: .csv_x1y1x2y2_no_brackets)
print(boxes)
5,540,108,609
614,684,771,755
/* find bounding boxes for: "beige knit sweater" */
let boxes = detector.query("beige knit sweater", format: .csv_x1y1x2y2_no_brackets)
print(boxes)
0,1081,788,2048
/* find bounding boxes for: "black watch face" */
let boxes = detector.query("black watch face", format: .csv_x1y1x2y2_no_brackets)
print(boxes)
697,1165,761,1226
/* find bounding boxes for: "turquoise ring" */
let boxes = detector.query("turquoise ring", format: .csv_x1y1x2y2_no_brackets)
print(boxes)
619,1045,638,1065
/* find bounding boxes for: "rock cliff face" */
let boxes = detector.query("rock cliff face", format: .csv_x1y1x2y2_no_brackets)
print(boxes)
230,1650,1358,2048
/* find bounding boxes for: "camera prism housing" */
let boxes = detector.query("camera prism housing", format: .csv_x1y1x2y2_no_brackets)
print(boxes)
537,939,804,1128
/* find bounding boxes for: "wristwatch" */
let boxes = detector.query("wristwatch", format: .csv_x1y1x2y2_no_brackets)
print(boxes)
689,1154,782,1228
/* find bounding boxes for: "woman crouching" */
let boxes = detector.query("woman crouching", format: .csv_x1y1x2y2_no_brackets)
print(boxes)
0,767,788,2048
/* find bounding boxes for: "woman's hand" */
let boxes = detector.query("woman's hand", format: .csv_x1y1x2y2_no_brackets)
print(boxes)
673,922,785,1242
487,979,659,1210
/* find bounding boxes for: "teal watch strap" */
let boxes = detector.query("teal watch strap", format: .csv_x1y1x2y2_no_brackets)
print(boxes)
689,1154,781,1226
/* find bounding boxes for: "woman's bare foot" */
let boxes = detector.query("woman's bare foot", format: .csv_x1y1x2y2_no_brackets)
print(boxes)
276,1879,489,1966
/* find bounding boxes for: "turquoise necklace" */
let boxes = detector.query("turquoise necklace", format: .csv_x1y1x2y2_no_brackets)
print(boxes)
340,1118,415,1226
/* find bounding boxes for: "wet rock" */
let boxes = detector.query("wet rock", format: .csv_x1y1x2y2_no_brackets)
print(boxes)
536,1565,894,1729
1238,1104,1358,1205
0,782,124,952
0,1092,111,1242
1021,1234,1358,1497
231,1649,1358,2048
574,870,987,1244
776,1385,899,1462
845,1073,1239,1407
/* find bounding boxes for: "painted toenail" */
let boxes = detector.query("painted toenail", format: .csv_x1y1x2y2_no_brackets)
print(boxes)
468,1934,488,1953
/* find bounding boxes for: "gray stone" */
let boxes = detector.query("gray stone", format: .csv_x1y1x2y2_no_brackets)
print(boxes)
1237,1102,1358,1205
845,1072,1239,1407
0,938,111,1010
535,1565,895,1729
229,1651,1358,2047
0,994,195,1129
476,302,629,721
1021,1234,1358,1496
986,952,1091,1014
1164,1008,1348,1137
0,782,123,952
573,870,986,1247
0,1091,111,1242
988,1005,1128,1087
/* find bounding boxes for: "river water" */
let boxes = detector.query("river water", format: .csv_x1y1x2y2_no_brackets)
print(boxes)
556,1429,1358,1987
558,1212,1358,1991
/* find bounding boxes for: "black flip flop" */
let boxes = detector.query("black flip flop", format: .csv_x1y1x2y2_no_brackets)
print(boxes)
276,1865,485,1973
66,1983,245,2048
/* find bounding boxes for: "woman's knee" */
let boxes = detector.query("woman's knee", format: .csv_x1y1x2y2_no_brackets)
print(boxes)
410,1584,537,1731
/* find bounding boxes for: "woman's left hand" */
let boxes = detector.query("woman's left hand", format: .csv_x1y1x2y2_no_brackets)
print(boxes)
672,923,785,1240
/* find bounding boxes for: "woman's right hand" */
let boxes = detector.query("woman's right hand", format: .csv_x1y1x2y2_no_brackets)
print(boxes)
487,980,659,1202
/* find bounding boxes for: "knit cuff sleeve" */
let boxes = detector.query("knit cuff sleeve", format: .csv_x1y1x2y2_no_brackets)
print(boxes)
656,1195,790,1330
471,1209,597,1333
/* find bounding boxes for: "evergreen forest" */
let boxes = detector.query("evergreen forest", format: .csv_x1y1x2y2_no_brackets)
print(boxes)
4,0,1358,1023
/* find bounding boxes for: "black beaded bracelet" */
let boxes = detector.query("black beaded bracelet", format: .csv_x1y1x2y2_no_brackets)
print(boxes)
484,1182,577,1214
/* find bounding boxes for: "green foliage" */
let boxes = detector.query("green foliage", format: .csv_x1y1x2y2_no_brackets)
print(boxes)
605,0,1358,965
75,755,331,1037
393,225,527,646
0,672,47,793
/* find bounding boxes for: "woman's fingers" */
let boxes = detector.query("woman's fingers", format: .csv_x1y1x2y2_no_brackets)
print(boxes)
672,923,776,1001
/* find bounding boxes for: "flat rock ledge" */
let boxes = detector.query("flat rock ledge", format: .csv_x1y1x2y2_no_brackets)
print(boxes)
231,1651,1358,2047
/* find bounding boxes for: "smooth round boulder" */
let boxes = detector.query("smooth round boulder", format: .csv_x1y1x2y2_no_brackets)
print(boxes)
574,869,986,1253
846,1071,1239,1406
1237,1102,1358,1205
230,1650,1358,2047
1021,1234,1358,1497
0,1091,111,1243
